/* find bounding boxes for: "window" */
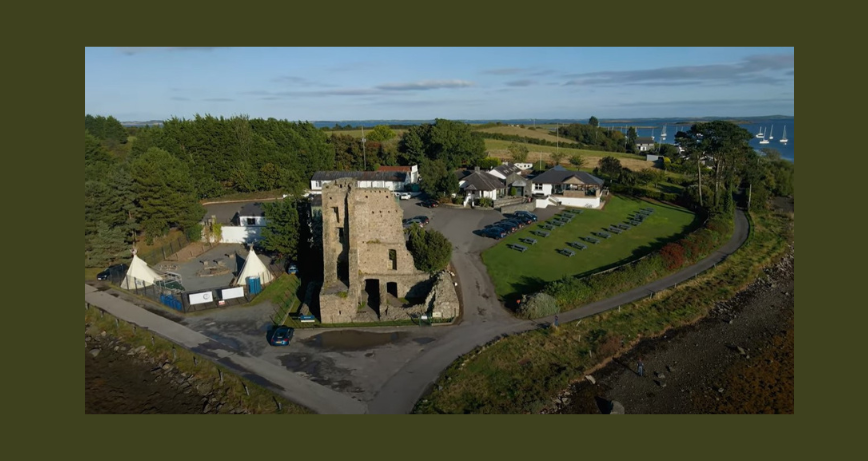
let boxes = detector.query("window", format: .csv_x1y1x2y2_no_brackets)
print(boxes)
333,207,339,222
338,228,344,243
534,183,544,191
389,249,397,270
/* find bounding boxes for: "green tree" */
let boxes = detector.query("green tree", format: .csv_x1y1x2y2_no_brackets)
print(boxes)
508,142,529,163
366,125,396,142
550,150,566,166
475,157,501,169
627,127,638,144
261,199,301,260
407,226,452,274
569,154,585,168
589,116,599,128
419,158,458,198
85,222,129,268
599,156,622,178
130,147,204,242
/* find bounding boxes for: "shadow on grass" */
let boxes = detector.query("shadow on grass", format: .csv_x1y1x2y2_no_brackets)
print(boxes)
504,275,547,312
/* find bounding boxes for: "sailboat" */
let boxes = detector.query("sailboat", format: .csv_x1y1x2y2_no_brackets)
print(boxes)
660,124,667,139
768,125,774,140
780,126,788,144
755,126,764,139
759,127,770,144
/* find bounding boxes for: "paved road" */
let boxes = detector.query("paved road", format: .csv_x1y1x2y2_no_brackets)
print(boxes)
366,208,749,414
85,205,749,414
84,285,366,414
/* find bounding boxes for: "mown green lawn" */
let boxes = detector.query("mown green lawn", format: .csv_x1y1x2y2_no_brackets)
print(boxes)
481,196,698,298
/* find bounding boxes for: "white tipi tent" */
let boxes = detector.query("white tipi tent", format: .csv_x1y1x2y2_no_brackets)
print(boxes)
234,246,274,286
121,253,164,290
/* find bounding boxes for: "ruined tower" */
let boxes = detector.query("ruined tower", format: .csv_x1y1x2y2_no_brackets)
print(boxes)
319,178,429,323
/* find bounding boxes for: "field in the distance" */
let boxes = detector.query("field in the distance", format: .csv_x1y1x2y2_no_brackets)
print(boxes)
484,139,654,171
481,196,698,299
473,125,566,143
320,129,406,140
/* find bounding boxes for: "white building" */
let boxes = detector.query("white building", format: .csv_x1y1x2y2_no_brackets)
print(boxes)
310,170,411,193
529,166,605,209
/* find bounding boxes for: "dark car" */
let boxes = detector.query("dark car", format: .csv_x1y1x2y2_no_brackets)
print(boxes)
496,221,517,233
412,215,431,225
502,219,524,229
514,211,538,222
421,199,440,208
97,263,128,281
512,214,534,225
482,227,506,239
267,326,295,346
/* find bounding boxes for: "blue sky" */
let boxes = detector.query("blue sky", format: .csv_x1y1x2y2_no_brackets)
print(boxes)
85,47,794,122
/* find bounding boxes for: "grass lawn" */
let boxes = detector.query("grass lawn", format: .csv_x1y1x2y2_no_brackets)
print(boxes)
474,125,566,143
482,196,698,299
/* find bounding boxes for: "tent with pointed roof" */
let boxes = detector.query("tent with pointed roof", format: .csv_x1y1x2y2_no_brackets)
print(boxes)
234,247,274,286
121,254,164,290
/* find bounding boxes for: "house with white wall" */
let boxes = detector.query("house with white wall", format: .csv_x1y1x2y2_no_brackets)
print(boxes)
635,137,656,152
458,167,506,206
310,170,409,193
377,165,419,184
529,166,605,208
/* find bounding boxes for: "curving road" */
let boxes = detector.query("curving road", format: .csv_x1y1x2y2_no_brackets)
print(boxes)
366,208,749,414
85,207,748,415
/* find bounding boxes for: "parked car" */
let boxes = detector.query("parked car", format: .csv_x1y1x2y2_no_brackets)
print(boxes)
514,211,538,222
496,221,517,233
404,218,425,228
97,263,128,281
267,326,295,346
421,199,440,208
412,215,430,225
396,192,412,200
287,263,298,275
501,219,523,229
481,227,506,239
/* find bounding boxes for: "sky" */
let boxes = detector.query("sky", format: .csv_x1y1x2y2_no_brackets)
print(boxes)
85,47,794,122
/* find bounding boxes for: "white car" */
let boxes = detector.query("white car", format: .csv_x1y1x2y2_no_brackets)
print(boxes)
397,192,412,200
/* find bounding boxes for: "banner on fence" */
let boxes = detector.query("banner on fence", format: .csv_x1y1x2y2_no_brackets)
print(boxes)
221,287,245,300
189,291,214,305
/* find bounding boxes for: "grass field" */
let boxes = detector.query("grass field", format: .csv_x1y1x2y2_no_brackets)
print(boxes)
474,125,566,143
415,210,792,414
483,139,654,171
321,129,406,140
481,196,698,299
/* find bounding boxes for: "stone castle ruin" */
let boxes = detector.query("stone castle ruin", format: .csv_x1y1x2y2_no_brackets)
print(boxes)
318,178,458,324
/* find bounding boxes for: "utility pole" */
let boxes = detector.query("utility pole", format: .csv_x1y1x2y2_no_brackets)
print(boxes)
361,126,367,171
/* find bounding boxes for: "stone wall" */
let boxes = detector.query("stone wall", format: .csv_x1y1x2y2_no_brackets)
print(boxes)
424,271,460,320
319,178,429,323
500,202,537,214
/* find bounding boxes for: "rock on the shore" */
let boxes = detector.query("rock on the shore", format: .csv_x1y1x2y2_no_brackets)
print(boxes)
585,375,596,385
89,348,101,357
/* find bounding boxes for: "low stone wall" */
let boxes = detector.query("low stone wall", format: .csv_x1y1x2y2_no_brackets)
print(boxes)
500,202,537,214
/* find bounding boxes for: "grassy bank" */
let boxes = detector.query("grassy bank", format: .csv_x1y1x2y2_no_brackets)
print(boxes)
85,305,313,414
482,196,697,299
483,139,652,171
413,210,792,414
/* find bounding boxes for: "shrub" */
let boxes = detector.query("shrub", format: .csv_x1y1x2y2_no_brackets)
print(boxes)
478,197,494,208
660,243,686,270
518,292,559,319
407,227,452,274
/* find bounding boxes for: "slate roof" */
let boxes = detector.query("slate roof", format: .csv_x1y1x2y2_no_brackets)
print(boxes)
239,202,265,217
459,170,505,191
492,163,522,177
530,165,604,186
635,137,655,145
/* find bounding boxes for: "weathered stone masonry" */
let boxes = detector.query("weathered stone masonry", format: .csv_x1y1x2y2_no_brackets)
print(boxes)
319,178,429,323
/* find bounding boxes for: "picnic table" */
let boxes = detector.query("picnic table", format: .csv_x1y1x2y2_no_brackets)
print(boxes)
568,241,587,250
519,238,538,245
594,231,611,239
541,224,555,230
551,220,565,227
557,248,576,257
583,236,600,244
532,230,550,237
508,243,528,252
629,220,642,226
608,227,622,234
617,224,631,230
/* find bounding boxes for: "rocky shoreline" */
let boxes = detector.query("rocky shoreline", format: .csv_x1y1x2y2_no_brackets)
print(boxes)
553,242,794,414
85,330,255,414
